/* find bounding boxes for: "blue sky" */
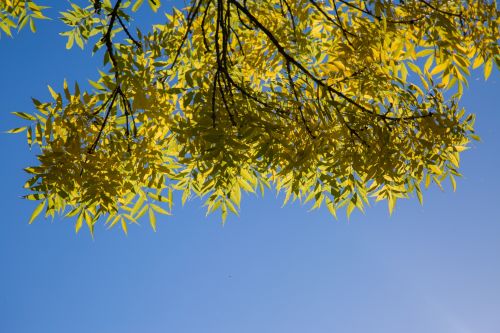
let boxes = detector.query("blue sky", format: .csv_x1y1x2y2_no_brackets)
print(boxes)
1,2,499,333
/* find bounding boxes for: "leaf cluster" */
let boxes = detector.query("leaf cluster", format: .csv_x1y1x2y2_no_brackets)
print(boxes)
4,0,500,234
0,0,48,36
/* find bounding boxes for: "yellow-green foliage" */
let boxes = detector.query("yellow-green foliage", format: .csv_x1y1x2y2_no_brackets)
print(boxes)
0,0,48,36
4,0,500,234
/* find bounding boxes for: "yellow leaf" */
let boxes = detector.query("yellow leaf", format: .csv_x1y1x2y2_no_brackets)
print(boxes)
75,212,84,233
132,0,144,12
12,112,36,121
388,194,396,216
430,62,447,76
454,145,468,152
7,126,27,133
29,200,46,224
428,165,442,175
151,203,170,215
326,199,337,219
450,175,457,192
149,208,157,231
121,219,128,235
472,56,483,69
415,184,423,205
346,200,355,219
484,59,493,80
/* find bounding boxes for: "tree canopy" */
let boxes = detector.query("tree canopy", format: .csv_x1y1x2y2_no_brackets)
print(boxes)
2,0,499,234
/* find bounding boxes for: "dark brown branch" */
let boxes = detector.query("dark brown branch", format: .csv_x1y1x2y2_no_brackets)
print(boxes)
201,0,213,52
235,5,253,30
89,0,136,154
103,0,123,83
117,14,142,48
329,92,368,147
93,0,102,14
167,0,203,75
418,0,463,18
92,90,118,116
282,0,298,37
285,60,316,139
337,0,424,24
309,0,356,39
88,88,119,153
228,0,369,114
211,69,218,128
222,73,290,120
333,66,368,84
229,0,432,124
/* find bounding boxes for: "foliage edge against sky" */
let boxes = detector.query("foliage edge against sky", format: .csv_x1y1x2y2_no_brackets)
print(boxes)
2,0,499,234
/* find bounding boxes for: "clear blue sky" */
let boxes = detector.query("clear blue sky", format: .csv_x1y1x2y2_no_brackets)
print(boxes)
1,2,499,333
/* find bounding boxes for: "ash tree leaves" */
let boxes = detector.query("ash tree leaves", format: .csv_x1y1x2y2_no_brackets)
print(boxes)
0,0,49,36
4,0,500,234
